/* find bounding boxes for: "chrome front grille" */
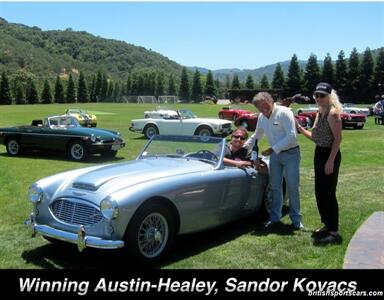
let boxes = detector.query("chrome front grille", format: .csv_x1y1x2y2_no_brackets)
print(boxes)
51,198,103,225
222,123,231,129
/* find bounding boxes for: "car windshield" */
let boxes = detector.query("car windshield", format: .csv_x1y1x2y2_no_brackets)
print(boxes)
179,109,197,119
138,135,225,167
48,116,80,128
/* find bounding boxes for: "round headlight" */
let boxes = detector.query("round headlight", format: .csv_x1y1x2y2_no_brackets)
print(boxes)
100,197,119,220
28,184,43,203
90,134,96,142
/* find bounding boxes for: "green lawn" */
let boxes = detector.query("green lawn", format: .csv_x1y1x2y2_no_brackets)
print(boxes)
0,103,383,269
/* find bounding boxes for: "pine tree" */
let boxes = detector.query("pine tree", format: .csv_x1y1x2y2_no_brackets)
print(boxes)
260,74,270,89
373,49,384,96
66,74,76,103
113,81,121,102
0,72,12,104
303,54,321,96
107,80,114,100
94,71,103,101
205,70,216,96
54,76,65,103
41,79,52,104
359,48,374,103
100,74,108,101
321,53,334,86
191,69,203,102
272,63,285,90
245,75,255,89
155,72,165,97
231,74,241,89
178,67,190,100
167,74,177,95
89,76,96,102
335,50,348,101
126,74,132,96
26,79,39,104
286,54,302,95
15,81,25,104
347,48,360,102
77,71,88,103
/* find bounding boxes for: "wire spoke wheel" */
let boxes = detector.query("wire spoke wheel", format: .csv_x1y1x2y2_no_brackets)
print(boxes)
137,213,168,258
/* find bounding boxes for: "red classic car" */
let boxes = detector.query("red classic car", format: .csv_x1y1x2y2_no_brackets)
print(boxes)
298,111,367,129
218,106,253,120
234,113,310,131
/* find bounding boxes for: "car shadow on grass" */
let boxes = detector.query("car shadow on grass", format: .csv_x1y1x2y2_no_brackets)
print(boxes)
0,151,125,163
20,207,295,269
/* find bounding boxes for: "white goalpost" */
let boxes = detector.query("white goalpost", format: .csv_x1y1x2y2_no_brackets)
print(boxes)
158,95,179,104
137,96,158,104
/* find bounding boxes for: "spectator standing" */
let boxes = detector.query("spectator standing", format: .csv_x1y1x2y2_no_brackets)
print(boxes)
245,92,303,230
296,82,342,244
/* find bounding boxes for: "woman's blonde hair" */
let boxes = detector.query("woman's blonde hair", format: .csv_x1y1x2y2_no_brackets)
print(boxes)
329,89,343,114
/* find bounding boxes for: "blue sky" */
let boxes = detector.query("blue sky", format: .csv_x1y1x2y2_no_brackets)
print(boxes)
1,1,383,70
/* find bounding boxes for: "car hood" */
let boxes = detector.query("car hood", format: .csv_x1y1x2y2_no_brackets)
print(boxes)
64,127,119,138
69,158,212,193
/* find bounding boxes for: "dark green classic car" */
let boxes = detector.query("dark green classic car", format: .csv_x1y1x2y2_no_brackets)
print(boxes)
0,115,125,161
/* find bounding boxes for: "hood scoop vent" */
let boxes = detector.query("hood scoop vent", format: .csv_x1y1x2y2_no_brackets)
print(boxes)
72,182,98,191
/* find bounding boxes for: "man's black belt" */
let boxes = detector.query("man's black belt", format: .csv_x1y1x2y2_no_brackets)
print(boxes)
280,145,300,153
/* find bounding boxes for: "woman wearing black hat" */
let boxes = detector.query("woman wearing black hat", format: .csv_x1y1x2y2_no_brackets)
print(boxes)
296,82,342,244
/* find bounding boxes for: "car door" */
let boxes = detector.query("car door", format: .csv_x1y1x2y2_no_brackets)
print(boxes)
156,118,182,135
20,126,43,148
37,126,69,151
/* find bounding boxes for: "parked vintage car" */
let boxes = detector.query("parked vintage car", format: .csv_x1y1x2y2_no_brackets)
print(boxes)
218,106,253,120
234,113,311,131
342,103,370,116
0,115,125,160
129,109,232,139
65,108,97,127
296,106,319,115
24,135,268,263
298,111,367,129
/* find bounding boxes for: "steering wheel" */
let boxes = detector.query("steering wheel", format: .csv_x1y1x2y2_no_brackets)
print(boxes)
184,150,218,162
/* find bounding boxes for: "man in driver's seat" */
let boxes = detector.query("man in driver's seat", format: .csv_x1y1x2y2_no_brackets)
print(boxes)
223,127,269,174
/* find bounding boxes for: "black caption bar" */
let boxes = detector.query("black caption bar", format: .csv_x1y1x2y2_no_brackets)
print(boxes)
3,269,384,298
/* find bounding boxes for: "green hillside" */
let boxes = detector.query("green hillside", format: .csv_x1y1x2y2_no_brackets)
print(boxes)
0,17,182,81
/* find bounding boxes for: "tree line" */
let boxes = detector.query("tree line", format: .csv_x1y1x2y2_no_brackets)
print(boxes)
1,47,383,105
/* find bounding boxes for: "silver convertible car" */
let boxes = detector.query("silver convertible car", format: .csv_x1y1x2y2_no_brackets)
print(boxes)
25,135,268,264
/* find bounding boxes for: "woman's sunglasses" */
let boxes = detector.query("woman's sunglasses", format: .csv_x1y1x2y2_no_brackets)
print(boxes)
313,93,327,99
232,135,246,141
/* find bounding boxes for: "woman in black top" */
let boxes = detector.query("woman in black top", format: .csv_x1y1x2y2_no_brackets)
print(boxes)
297,82,342,244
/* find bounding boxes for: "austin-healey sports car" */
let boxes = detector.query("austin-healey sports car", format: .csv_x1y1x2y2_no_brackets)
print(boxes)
25,135,268,264
129,109,233,139
0,115,125,160
65,108,97,127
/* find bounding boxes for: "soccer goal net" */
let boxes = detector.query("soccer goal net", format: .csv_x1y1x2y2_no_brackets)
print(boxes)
158,95,179,104
137,96,158,104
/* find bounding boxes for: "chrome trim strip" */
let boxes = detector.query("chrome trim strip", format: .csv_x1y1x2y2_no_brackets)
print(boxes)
24,220,124,250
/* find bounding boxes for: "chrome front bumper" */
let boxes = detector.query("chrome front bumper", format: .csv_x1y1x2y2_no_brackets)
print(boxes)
24,214,124,251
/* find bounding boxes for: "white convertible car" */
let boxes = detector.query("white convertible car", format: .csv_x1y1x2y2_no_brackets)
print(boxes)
129,109,233,139
296,106,319,115
342,103,370,116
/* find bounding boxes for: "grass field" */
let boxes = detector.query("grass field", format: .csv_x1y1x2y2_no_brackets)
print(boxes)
0,103,383,269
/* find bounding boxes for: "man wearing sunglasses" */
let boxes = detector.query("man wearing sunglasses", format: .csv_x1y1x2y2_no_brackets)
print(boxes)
245,92,303,230
223,127,253,168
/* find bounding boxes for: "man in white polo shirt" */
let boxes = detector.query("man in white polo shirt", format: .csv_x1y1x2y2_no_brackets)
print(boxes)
245,92,303,230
